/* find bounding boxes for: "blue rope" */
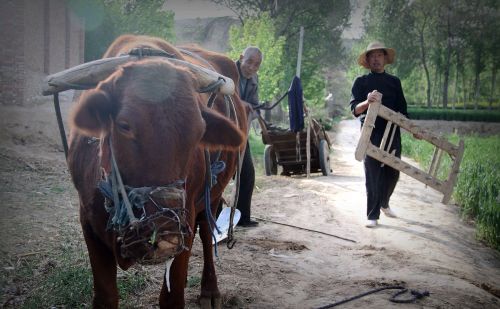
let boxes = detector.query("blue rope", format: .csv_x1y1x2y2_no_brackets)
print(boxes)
98,178,152,230
203,159,227,257
210,160,226,187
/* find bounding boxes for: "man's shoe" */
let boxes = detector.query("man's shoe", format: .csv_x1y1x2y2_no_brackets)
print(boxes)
237,219,259,227
365,219,377,228
381,207,397,218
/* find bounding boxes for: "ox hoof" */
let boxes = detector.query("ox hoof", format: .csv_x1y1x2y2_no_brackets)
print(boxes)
199,296,221,309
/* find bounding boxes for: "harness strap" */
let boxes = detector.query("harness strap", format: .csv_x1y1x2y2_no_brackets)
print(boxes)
109,136,139,226
199,88,242,255
52,93,69,158
128,47,176,59
224,94,241,249
199,77,226,94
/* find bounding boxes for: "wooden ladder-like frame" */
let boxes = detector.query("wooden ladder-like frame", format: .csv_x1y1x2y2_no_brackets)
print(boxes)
355,102,464,204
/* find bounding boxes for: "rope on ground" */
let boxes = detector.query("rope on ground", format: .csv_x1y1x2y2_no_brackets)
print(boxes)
252,216,357,243
316,285,430,308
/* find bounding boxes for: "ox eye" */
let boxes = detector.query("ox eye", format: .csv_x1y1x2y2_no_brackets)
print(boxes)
116,121,131,132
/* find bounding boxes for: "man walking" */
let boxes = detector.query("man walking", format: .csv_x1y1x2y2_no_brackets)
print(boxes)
349,41,408,228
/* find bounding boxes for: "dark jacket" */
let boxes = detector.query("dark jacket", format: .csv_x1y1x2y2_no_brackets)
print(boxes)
235,60,259,106
349,71,408,148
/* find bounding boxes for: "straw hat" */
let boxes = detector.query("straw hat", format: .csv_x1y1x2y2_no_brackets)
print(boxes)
357,41,396,69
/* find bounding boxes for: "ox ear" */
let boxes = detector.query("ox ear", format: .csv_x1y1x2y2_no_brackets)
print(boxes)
70,88,117,137
200,106,245,150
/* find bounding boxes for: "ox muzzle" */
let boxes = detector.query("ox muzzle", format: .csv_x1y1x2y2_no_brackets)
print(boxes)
99,177,190,264
98,137,191,264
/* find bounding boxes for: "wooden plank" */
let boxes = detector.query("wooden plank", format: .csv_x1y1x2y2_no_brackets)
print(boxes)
428,147,439,176
43,55,133,95
386,122,397,151
355,102,380,161
366,145,446,192
432,149,443,178
268,137,309,145
42,55,235,96
441,139,464,203
380,121,392,151
278,154,318,162
377,105,460,156
356,101,465,204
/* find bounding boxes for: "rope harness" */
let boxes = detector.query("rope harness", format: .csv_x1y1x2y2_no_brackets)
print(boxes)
198,84,242,256
98,137,189,264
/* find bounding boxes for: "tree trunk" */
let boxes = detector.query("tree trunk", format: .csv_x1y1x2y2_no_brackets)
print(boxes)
442,11,452,109
462,70,467,110
452,52,460,110
489,65,497,110
433,65,441,106
473,51,481,110
418,21,432,108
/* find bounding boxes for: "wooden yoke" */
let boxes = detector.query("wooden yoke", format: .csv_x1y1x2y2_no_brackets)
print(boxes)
355,102,465,204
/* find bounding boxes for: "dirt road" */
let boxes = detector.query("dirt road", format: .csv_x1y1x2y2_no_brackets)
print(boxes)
1,114,499,308
196,119,500,308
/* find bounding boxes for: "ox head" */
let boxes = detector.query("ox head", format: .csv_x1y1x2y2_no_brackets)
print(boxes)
70,59,244,263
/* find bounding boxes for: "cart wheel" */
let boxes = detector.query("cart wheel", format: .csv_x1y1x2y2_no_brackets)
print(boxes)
318,139,331,176
264,145,278,176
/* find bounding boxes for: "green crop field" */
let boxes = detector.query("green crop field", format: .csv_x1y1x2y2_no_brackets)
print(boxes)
402,133,500,249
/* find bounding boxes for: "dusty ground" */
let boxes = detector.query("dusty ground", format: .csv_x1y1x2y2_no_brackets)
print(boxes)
1,99,499,308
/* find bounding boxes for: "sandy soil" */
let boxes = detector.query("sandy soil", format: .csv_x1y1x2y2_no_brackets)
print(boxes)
0,99,499,308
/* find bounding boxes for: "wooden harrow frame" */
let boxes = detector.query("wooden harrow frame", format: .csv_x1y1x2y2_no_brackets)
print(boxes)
355,102,464,204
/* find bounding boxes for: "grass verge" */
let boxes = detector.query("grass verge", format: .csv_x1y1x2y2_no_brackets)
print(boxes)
402,132,500,249
3,227,149,308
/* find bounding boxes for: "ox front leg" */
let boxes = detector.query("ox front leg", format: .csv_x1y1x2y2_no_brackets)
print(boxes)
198,220,222,309
159,241,192,308
81,225,119,309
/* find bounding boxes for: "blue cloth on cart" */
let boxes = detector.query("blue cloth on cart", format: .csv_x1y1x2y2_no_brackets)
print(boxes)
288,76,304,133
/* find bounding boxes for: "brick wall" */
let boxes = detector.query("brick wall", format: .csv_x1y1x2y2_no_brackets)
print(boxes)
0,0,84,106
0,0,25,105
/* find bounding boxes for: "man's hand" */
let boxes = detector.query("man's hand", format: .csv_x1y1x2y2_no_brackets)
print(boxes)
354,90,383,116
367,90,382,104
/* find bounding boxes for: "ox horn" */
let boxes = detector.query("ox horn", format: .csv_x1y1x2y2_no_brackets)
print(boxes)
42,50,235,96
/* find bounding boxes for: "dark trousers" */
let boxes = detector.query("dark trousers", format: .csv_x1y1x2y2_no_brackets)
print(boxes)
236,141,255,222
364,154,400,220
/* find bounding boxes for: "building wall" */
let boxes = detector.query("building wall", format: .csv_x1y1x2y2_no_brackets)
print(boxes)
0,0,84,106
0,0,25,105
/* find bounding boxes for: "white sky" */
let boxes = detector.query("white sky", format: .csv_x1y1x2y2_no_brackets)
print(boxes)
162,0,236,19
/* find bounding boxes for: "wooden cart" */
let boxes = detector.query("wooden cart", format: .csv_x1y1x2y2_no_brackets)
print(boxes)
257,116,332,176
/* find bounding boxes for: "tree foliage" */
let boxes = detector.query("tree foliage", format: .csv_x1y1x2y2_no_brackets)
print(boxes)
69,0,175,61
349,0,499,109
213,0,350,108
228,13,286,102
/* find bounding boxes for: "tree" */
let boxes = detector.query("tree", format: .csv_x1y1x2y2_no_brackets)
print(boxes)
408,0,435,107
464,0,498,109
227,13,286,103
357,0,499,109
69,0,175,61
212,0,350,108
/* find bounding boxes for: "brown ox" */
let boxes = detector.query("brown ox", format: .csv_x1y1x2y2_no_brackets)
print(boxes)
67,35,248,308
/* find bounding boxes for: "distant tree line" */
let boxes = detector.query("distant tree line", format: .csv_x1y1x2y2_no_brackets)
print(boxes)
69,0,174,61
348,0,499,110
